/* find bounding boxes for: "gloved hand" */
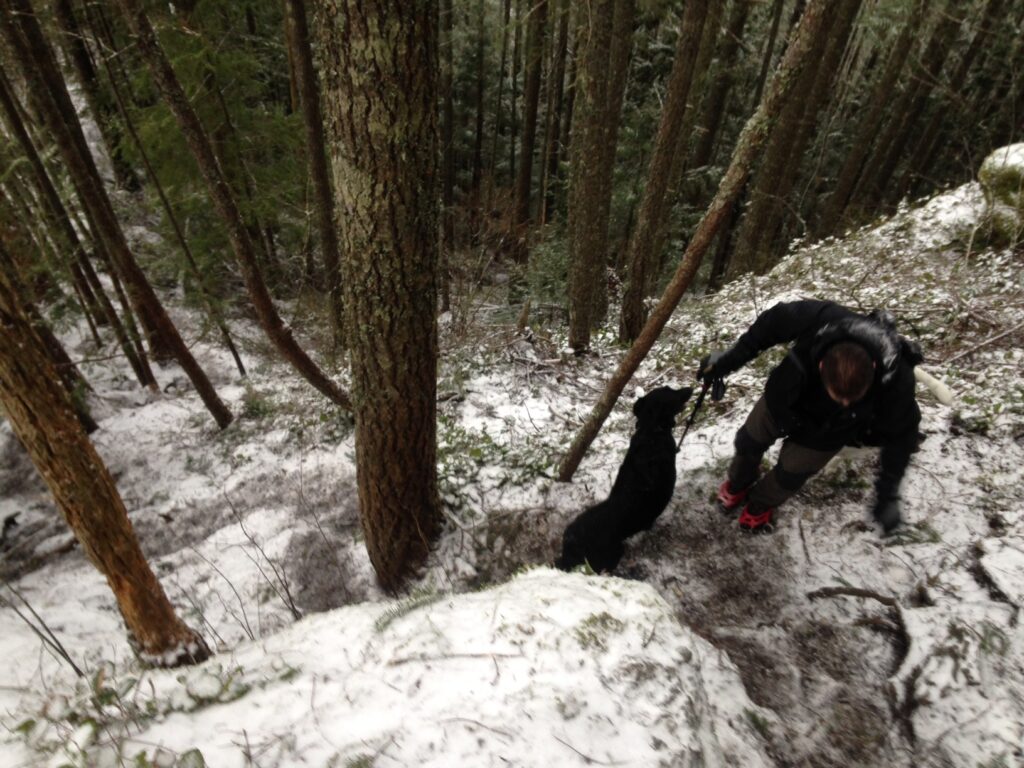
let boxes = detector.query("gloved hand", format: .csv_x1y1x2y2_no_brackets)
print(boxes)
872,496,901,535
697,349,728,384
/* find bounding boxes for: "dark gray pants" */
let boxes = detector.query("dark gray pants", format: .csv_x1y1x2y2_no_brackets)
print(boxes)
728,396,840,512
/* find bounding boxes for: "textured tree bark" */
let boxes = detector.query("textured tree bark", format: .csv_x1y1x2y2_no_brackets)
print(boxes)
0,238,97,433
618,0,709,342
471,0,487,199
566,0,614,352
0,285,209,666
814,0,928,238
0,0,234,430
558,0,830,481
114,0,351,410
284,0,344,348
317,0,442,591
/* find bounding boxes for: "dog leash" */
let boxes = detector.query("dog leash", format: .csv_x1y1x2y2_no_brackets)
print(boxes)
676,376,726,453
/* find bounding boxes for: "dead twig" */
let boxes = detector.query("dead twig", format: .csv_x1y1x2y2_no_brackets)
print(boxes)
806,586,898,607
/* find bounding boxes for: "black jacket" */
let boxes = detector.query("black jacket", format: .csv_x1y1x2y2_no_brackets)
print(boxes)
716,300,921,500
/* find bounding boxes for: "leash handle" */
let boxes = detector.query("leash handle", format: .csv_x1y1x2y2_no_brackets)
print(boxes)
676,376,726,453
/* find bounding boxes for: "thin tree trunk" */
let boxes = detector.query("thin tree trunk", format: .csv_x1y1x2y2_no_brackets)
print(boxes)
726,0,838,278
847,2,961,217
471,0,487,198
510,0,524,184
689,0,751,173
317,0,441,591
0,284,209,667
558,0,831,481
566,0,615,352
114,0,351,410
540,0,569,224
1,0,233,432
752,0,863,269
486,0,513,211
594,0,636,320
284,0,344,348
510,0,548,267
750,0,784,111
93,25,248,378
618,0,710,342
0,61,157,390
897,0,1004,199
814,0,928,237
51,0,138,190
440,0,455,311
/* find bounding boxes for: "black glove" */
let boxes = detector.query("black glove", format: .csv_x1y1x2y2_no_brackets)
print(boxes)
697,349,728,384
872,496,901,535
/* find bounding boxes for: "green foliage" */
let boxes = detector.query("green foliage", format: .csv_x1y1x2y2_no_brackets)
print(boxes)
744,708,773,740
123,1,305,298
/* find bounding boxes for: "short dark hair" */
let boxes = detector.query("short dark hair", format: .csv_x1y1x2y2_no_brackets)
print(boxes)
820,342,874,401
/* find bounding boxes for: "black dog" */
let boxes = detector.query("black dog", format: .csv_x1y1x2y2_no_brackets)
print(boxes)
556,386,692,573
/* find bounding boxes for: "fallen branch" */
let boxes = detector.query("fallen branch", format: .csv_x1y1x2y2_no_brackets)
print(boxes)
806,586,898,607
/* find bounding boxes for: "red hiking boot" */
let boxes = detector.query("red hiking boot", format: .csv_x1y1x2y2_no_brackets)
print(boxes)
717,480,749,513
738,505,775,533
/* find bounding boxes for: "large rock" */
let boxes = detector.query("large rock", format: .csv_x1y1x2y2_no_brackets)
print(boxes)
978,143,1024,244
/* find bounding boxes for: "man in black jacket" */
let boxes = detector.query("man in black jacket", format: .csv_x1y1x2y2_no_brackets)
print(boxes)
699,299,922,534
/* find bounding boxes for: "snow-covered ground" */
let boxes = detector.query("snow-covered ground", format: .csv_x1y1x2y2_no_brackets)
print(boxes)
1,181,1022,767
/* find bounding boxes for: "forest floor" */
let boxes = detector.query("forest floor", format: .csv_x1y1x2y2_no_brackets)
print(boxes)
1,181,1022,767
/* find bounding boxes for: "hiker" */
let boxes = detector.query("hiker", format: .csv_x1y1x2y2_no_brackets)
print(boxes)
698,299,922,534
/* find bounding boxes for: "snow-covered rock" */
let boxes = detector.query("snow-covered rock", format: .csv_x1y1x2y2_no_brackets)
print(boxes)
979,143,1024,243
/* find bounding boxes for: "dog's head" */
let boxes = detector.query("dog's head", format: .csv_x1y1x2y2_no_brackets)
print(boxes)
632,386,693,426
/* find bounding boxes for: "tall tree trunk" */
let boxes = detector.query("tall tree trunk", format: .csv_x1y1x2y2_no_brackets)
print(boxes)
750,0,785,111
618,0,710,342
3,5,211,408
93,24,247,379
283,0,344,348
486,0,513,211
510,0,547,267
113,0,351,410
689,0,751,173
0,237,97,432
540,0,569,224
847,2,962,217
593,0,636,319
317,0,441,592
471,0,487,198
726,0,842,278
566,0,614,352
751,0,863,268
896,0,1005,199
510,0,524,184
0,284,209,667
814,0,928,238
440,0,455,311
558,0,831,481
51,0,138,190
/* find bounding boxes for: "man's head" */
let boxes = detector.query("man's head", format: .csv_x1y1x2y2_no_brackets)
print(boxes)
818,341,875,406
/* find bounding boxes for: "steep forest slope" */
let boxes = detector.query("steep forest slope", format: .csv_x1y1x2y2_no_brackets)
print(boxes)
1,180,1022,767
